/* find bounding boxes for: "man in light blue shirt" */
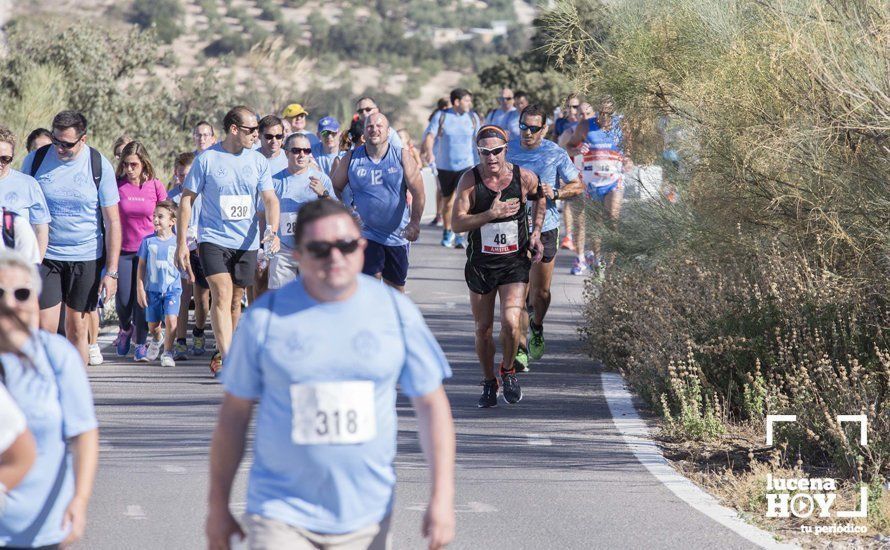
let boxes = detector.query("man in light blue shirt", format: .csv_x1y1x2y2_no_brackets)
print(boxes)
21,110,122,364
258,115,289,176
421,88,481,248
311,116,343,176
175,105,281,377
0,126,51,259
260,133,335,289
332,113,425,292
206,199,455,550
483,87,517,131
506,104,583,369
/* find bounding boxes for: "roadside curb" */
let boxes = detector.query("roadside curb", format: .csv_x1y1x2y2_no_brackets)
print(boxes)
601,371,799,550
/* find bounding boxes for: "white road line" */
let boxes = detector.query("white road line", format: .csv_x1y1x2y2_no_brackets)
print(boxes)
125,505,147,520
600,372,799,550
405,502,498,513
161,465,187,473
526,434,553,446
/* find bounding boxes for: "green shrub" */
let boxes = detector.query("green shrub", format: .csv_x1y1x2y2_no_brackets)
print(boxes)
129,0,185,44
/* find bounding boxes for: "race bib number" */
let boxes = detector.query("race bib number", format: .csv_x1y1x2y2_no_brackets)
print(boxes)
290,381,376,445
481,221,519,254
577,151,624,188
280,212,298,236
220,195,253,221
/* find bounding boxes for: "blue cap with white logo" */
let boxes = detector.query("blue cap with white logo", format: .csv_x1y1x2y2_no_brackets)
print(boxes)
317,116,340,133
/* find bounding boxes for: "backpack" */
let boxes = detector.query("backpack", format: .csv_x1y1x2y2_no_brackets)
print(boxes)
437,109,480,139
29,144,102,188
1,208,16,249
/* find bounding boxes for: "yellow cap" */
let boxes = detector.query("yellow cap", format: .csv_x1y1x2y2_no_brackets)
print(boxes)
282,103,309,118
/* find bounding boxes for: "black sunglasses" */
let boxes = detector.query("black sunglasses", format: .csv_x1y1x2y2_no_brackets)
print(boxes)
519,122,544,134
478,146,506,157
500,96,514,101
0,155,13,165
0,286,33,302
356,107,375,114
303,239,361,259
288,147,313,155
568,104,581,110
52,135,83,149
320,130,337,137
237,125,259,134
264,133,284,141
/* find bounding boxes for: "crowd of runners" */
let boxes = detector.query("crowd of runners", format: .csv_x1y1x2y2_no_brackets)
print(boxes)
0,87,629,549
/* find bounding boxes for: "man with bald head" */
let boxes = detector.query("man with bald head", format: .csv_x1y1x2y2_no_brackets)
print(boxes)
331,113,425,291
354,96,403,148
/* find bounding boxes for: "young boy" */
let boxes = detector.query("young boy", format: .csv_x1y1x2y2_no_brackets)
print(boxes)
136,201,182,367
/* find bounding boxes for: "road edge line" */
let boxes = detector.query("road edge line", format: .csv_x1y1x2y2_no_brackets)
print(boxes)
600,371,799,550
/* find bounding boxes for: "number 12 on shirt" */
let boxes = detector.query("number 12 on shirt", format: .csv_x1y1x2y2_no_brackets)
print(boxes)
290,381,377,445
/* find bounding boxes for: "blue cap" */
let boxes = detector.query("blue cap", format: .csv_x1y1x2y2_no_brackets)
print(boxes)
317,116,340,133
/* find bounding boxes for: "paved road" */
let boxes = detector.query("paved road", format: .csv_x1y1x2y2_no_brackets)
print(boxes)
79,225,761,549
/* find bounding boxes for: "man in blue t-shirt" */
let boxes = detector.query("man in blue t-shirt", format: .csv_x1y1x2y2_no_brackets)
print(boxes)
506,104,584,369
483,87,517,131
21,110,122,364
421,88,481,249
331,113,425,292
175,106,281,377
311,116,342,177
0,125,51,260
206,199,455,550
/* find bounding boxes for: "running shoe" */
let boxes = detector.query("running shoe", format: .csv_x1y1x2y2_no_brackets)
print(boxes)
114,326,133,357
191,334,207,356
173,339,189,361
134,344,149,362
428,215,442,227
560,235,575,251
88,343,104,366
477,378,499,408
209,352,223,378
529,323,545,360
514,346,530,373
147,334,164,361
501,370,523,404
454,234,466,249
441,230,455,248
585,251,597,268
570,257,588,276
160,351,176,368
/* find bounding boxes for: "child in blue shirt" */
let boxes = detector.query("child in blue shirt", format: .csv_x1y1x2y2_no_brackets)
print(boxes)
136,201,183,367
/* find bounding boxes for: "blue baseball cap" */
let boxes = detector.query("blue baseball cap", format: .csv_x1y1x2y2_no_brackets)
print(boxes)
317,116,340,133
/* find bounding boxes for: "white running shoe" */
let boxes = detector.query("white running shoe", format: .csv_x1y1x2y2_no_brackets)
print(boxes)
160,351,175,368
147,335,164,361
88,343,104,366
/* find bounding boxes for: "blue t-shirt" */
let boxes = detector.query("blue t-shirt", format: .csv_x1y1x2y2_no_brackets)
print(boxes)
507,139,580,233
21,147,119,261
0,169,52,226
484,108,515,130
263,167,335,250
423,109,480,171
310,144,343,177
137,233,182,294
167,185,203,251
505,110,522,143
588,116,625,152
183,143,274,251
223,276,451,534
0,331,97,548
264,152,289,176
347,145,409,246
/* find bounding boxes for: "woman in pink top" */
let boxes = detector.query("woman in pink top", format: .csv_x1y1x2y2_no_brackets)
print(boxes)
111,141,167,360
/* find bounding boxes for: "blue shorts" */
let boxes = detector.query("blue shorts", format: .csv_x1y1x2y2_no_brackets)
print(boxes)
362,241,409,286
588,182,619,201
145,290,181,323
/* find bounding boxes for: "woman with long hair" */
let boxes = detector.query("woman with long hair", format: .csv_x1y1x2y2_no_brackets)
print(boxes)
111,141,167,361
0,250,98,548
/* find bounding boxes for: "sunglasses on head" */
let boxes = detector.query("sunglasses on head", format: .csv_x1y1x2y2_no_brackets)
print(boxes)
52,135,82,149
264,133,284,141
0,155,13,165
356,107,375,114
478,145,506,157
0,286,33,302
303,239,361,258
288,147,312,155
519,122,544,134
237,125,259,134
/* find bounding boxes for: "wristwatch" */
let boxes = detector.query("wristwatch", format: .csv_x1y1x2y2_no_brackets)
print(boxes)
321,190,331,198
553,188,560,200
106,271,119,280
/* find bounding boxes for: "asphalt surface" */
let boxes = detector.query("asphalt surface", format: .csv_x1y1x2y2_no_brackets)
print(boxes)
78,225,762,550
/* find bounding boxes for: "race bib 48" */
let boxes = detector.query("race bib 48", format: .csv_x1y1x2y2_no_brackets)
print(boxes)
481,221,519,254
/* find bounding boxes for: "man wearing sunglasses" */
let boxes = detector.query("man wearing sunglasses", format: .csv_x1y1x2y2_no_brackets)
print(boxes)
354,97,403,149
21,110,122,365
311,116,343,177
260,133,334,289
0,125,50,261
506,104,584,368
483,87,517,130
207,199,455,550
421,88,481,249
176,105,281,377
331,113,424,292
451,125,546,408
258,115,289,176
281,103,321,148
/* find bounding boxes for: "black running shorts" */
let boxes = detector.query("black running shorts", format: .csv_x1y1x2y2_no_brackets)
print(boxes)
540,228,559,264
38,257,104,312
437,169,465,198
198,242,258,288
464,258,531,295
